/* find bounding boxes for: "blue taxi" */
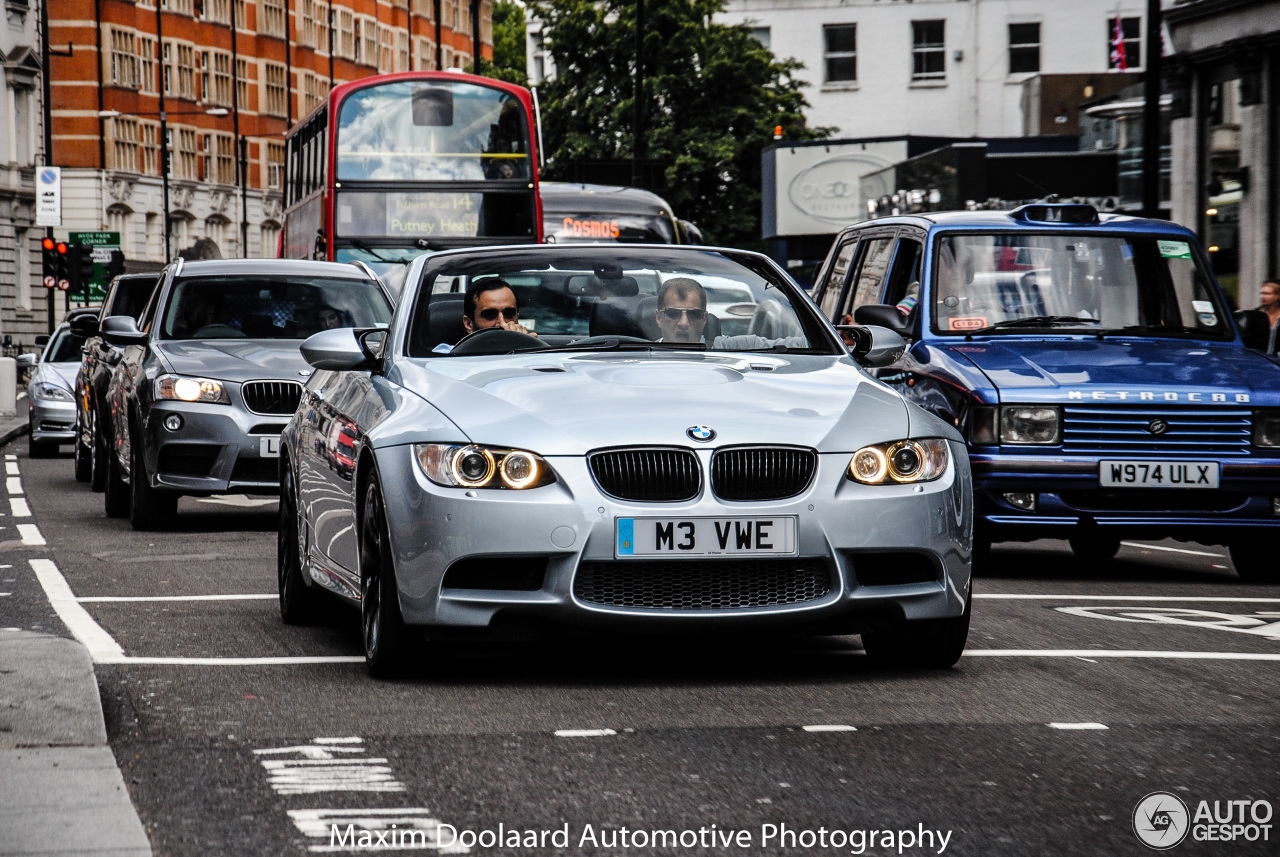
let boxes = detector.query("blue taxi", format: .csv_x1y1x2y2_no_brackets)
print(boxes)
811,204,1280,581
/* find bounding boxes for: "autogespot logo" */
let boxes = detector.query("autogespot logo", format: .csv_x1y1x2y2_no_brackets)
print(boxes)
1134,792,1190,850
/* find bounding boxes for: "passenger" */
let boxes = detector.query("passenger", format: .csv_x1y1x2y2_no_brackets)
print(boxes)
654,278,709,344
1258,278,1280,354
315,305,344,331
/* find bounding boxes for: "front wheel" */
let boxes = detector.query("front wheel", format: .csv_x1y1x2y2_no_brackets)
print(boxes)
90,410,108,492
1068,535,1121,561
103,423,129,518
129,422,178,530
360,479,413,678
861,597,971,669
74,420,92,482
1229,541,1280,584
279,463,324,623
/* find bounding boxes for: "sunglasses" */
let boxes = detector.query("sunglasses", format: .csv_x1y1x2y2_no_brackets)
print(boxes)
661,307,707,322
478,307,519,321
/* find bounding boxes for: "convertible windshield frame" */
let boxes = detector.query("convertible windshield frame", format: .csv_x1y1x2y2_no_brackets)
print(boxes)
927,229,1235,342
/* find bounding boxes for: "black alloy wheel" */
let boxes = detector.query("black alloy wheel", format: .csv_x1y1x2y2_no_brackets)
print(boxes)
103,418,129,518
89,409,108,492
128,420,178,530
861,595,971,669
278,462,324,623
74,410,92,482
360,479,411,678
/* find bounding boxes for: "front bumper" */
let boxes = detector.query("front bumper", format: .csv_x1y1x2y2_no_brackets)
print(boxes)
29,397,75,443
372,443,973,633
973,454,1280,542
142,400,288,495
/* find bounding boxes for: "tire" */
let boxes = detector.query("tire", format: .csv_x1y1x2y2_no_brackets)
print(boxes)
90,410,108,492
1229,541,1280,584
278,462,324,624
74,424,92,482
128,421,178,530
1068,535,1121,561
103,423,130,518
360,479,412,678
27,416,52,459
861,596,971,669
971,535,991,573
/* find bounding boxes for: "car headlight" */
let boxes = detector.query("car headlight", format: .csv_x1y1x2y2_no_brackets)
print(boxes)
154,375,230,404
31,382,73,402
848,438,950,484
414,443,556,490
999,405,1061,445
1254,409,1280,447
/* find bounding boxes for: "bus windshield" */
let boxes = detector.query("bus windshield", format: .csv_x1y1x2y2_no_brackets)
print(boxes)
336,80,532,182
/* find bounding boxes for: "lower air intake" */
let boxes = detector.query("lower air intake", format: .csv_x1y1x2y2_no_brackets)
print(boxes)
573,559,831,611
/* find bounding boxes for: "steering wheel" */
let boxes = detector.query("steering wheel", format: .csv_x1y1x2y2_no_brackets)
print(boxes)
449,326,549,355
191,323,246,338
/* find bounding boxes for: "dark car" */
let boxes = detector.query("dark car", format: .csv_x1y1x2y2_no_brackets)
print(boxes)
71,273,161,486
810,203,1280,582
100,258,392,530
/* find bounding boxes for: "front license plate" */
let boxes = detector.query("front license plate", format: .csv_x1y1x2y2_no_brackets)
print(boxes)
259,436,281,458
615,516,798,558
1099,460,1219,488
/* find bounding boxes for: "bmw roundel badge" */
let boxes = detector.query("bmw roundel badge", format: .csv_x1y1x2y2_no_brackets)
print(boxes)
687,425,716,442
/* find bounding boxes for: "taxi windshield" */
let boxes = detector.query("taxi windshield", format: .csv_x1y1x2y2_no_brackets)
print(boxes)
931,233,1232,339
407,248,835,357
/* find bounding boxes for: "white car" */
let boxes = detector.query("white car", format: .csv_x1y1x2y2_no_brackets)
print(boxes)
22,314,93,458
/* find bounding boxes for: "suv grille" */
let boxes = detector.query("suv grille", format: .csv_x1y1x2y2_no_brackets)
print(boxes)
711,446,816,501
1062,404,1251,456
588,447,700,502
242,381,303,416
574,559,830,611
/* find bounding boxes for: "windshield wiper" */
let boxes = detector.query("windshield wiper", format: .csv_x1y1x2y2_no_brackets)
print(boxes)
348,239,407,266
526,338,708,354
967,315,1099,336
1104,324,1209,338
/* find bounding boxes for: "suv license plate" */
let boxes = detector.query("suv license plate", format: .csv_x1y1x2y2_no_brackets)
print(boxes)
259,436,281,458
616,516,797,557
1099,460,1218,488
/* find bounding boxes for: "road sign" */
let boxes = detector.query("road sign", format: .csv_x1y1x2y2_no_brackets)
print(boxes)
43,275,56,289
68,231,121,303
57,278,70,291
36,167,61,227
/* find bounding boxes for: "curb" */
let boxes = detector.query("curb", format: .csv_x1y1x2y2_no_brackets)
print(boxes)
0,418,28,448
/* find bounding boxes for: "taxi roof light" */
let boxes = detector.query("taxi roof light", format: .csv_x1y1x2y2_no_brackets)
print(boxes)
1008,204,1100,225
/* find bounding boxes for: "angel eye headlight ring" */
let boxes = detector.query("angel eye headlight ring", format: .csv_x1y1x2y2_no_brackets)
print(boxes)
500,451,539,489
451,446,495,487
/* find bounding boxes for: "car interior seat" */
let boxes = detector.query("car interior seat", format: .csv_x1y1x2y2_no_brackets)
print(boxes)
416,294,466,354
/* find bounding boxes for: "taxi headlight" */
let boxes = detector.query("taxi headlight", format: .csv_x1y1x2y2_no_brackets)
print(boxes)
999,405,1061,445
414,443,555,490
155,374,229,404
1254,410,1280,447
848,438,950,484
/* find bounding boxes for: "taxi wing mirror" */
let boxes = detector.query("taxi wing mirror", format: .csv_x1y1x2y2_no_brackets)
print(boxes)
16,353,36,368
838,324,906,368
854,303,914,336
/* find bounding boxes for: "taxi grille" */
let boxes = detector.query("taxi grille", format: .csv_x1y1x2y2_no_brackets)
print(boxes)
588,447,700,502
1062,404,1252,456
574,559,830,611
242,381,303,416
711,446,816,501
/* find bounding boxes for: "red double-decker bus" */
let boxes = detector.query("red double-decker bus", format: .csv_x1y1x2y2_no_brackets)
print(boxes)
282,72,542,282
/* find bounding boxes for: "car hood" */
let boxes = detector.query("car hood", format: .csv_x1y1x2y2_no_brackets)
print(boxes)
941,339,1280,403
390,352,909,455
37,362,79,390
154,339,310,384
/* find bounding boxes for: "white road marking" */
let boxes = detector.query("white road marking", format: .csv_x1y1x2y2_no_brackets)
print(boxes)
9,498,30,517
77,593,276,602
1120,542,1224,557
315,737,364,744
4,455,15,461
17,524,44,546
964,649,1280,661
554,729,617,738
194,495,278,508
29,559,126,661
802,725,857,732
1057,606,1280,641
255,739,405,794
5,462,18,475
288,808,468,853
975,594,1280,603
6,476,22,494
1048,722,1108,730
95,655,366,665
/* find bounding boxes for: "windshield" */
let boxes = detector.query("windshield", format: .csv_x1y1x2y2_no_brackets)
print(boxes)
160,276,392,340
45,328,86,363
336,80,531,182
335,246,429,283
545,213,678,244
931,233,1231,339
406,249,833,357
106,277,158,320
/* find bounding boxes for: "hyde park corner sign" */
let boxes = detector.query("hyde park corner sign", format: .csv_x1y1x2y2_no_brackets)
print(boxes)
762,141,907,238
36,166,62,227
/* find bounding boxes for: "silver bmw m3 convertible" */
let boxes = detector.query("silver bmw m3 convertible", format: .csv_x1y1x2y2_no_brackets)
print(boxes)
279,245,974,677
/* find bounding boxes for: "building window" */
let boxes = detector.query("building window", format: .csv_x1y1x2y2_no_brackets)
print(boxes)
109,117,140,172
106,207,132,257
205,217,228,252
266,141,285,188
204,0,229,24
299,0,316,48
15,228,30,310
301,71,326,114
316,2,330,54
138,35,158,94
171,126,199,180
359,18,379,66
233,0,246,26
1008,23,1039,74
264,62,288,117
442,0,455,32
109,28,140,88
161,0,194,15
141,121,159,175
416,37,435,70
442,44,454,70
1107,16,1141,70
236,57,249,108
164,41,196,100
459,0,470,34
337,8,356,59
823,24,856,83
750,27,770,50
202,50,233,107
261,0,286,38
397,30,410,72
260,222,281,258
412,0,432,22
911,20,945,81
204,132,235,184
379,24,394,73
480,0,492,42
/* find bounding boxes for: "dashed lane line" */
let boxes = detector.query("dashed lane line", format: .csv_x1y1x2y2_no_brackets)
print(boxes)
9,497,30,517
17,524,44,546
802,725,857,732
6,476,22,494
77,594,276,602
554,729,617,738
1048,722,1109,730
5,461,18,475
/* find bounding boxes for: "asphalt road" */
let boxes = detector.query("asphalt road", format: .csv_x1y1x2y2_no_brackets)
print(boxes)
6,442,1280,856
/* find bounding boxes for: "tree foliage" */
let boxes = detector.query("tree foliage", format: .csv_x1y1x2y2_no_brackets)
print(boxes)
531,0,827,249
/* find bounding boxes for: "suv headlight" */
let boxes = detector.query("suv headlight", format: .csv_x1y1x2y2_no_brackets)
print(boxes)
999,405,1061,445
848,438,950,484
1254,409,1280,447
414,443,556,490
31,382,73,402
154,375,230,404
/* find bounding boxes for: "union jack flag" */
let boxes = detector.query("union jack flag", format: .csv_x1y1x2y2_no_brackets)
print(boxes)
1110,15,1128,70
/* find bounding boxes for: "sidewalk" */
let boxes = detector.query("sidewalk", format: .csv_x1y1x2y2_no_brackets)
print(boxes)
0,417,153,857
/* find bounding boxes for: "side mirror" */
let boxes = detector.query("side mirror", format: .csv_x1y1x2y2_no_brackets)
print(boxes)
301,328,372,371
100,315,149,347
1235,309,1270,351
16,353,36,368
854,303,914,337
838,324,906,368
70,315,100,337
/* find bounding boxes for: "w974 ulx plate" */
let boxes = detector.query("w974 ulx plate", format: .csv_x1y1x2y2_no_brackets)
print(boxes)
616,516,797,557
1099,460,1219,488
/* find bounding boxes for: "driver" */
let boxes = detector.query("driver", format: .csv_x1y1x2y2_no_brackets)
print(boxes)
433,278,537,353
656,278,808,350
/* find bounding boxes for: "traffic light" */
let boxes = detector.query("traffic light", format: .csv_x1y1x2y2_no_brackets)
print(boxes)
106,249,126,280
54,241,71,291
41,237,57,289
69,243,95,295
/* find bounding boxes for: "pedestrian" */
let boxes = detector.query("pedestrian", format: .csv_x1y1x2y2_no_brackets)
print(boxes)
1259,277,1280,353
